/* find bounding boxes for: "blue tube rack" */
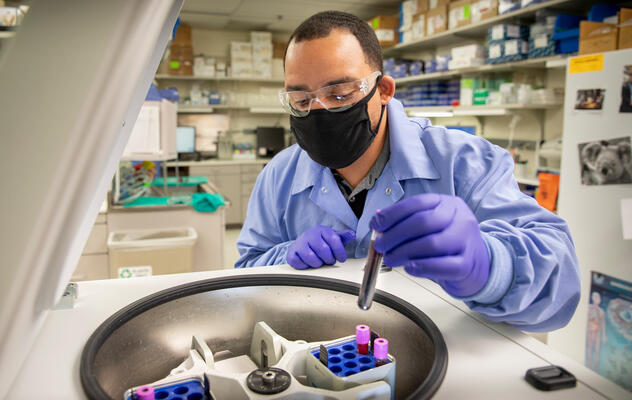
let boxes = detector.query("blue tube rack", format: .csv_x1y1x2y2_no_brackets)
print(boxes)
128,379,205,400
311,339,390,378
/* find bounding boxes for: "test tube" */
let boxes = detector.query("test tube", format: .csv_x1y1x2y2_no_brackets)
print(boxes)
374,338,389,367
356,324,370,355
135,385,155,400
357,230,383,310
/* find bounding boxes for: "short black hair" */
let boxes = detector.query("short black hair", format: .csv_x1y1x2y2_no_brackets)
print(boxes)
284,10,383,73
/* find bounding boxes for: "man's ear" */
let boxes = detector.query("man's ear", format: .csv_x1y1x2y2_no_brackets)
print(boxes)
618,142,631,165
378,75,396,105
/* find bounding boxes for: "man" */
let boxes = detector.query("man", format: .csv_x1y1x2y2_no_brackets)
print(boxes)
235,11,580,332
620,67,632,113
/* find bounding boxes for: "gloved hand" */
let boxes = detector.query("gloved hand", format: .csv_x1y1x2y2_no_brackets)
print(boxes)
369,194,490,297
287,225,356,269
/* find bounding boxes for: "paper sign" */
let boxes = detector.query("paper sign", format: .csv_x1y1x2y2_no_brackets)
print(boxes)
570,54,604,74
621,199,632,240
118,266,153,279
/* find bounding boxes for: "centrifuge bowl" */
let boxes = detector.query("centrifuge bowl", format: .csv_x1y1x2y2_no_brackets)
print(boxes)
80,274,447,399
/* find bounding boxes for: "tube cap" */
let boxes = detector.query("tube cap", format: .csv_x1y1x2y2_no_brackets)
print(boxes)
373,338,389,360
356,325,370,344
136,385,155,400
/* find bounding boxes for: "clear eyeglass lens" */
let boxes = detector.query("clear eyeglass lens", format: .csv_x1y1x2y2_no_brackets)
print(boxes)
281,72,380,116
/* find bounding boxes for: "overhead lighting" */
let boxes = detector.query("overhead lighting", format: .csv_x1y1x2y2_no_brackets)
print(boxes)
407,111,454,118
453,108,508,116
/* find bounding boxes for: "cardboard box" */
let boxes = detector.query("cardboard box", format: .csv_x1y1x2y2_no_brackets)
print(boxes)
273,41,286,59
449,0,471,30
368,15,399,47
412,12,426,40
619,8,632,50
172,24,192,47
429,0,450,9
415,0,429,13
471,0,498,23
579,21,618,55
426,5,447,36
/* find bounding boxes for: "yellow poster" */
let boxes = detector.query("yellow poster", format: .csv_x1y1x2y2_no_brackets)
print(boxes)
570,54,604,74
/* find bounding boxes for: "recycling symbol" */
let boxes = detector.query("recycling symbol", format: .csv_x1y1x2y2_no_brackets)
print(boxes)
120,268,132,278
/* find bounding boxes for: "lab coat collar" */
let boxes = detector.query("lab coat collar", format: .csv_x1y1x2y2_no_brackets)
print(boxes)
387,98,440,181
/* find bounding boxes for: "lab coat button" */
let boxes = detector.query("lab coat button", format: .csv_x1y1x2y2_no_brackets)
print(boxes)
385,187,391,195
349,196,355,202
321,186,327,193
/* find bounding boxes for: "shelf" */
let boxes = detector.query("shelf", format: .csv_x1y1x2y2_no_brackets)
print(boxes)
394,55,568,86
0,31,16,39
177,105,285,114
383,0,579,55
515,176,540,186
405,103,561,117
155,74,283,84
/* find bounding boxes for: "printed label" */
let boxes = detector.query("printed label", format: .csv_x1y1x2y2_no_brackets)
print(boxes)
570,54,604,74
505,40,518,55
535,34,548,48
489,44,502,59
491,25,503,40
118,266,153,279
507,25,520,38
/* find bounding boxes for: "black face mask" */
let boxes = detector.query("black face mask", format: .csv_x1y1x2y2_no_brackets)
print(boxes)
290,77,386,169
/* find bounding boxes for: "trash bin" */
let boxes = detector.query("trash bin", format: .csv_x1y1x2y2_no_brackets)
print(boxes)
107,227,198,278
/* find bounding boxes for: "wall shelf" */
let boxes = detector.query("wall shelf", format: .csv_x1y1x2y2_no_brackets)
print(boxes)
383,0,580,55
405,103,561,117
177,105,285,114
155,74,283,84
0,31,16,39
394,55,568,86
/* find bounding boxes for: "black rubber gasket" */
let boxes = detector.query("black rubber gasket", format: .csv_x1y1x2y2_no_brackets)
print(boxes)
80,274,448,399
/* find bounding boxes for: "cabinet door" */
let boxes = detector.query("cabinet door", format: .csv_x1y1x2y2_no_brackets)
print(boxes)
212,173,242,225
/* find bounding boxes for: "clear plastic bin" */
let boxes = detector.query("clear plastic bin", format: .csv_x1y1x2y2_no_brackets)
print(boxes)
107,227,197,278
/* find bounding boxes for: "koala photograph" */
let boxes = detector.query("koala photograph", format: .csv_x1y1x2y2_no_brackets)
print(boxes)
579,137,632,185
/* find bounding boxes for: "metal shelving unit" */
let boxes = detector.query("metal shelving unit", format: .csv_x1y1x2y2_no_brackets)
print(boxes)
405,103,561,117
155,74,283,84
176,104,285,114
382,0,587,55
394,55,568,85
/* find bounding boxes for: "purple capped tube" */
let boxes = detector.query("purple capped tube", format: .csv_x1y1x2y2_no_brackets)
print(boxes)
356,324,370,354
374,338,389,366
135,385,155,400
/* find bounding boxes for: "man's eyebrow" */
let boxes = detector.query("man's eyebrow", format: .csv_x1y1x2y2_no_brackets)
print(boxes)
285,76,359,92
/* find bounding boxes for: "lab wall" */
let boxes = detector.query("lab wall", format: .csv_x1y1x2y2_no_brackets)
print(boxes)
548,49,632,374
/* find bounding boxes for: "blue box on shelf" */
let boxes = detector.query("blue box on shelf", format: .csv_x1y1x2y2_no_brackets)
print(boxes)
488,24,528,42
529,33,556,58
503,39,529,62
552,14,583,54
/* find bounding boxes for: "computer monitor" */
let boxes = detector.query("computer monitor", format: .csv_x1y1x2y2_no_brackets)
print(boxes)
256,127,285,157
176,126,196,153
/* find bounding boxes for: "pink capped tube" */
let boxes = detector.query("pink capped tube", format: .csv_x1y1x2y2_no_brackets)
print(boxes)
136,385,155,400
356,324,370,354
374,338,389,366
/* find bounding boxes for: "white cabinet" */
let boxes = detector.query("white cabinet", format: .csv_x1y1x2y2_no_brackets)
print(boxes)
187,162,264,225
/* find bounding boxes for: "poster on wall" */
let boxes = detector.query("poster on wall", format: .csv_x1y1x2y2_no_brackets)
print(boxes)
575,88,605,111
620,65,632,113
586,272,632,392
578,136,632,185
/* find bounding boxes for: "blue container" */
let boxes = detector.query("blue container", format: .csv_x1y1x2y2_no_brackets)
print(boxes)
311,339,390,377
552,14,583,54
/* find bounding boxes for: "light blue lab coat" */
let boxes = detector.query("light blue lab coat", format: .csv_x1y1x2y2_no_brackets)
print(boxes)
235,98,580,332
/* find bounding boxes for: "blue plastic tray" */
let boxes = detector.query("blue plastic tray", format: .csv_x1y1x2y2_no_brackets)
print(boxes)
311,339,390,378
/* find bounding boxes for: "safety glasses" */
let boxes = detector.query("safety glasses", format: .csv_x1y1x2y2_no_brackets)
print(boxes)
279,71,381,117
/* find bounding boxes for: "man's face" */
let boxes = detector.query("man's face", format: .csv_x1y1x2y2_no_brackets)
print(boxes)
284,29,384,130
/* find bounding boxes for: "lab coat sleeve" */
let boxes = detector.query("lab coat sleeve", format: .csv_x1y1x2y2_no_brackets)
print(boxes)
455,144,580,332
234,163,292,268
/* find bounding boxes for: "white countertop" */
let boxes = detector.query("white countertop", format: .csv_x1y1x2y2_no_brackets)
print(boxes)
167,158,271,167
8,260,629,399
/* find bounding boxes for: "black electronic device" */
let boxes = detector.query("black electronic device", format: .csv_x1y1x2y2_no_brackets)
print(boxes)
256,127,285,157
525,366,577,391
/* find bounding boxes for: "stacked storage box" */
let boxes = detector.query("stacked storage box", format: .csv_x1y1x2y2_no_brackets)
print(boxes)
384,58,425,78
251,31,273,79
169,24,193,75
528,12,556,59
448,44,486,70
397,80,459,107
230,41,253,78
487,24,529,64
425,54,450,73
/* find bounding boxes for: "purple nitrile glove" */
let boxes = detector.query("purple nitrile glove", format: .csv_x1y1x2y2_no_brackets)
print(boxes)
287,225,356,270
369,194,490,298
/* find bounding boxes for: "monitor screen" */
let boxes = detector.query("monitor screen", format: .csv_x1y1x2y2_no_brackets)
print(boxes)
256,127,285,151
446,126,476,135
177,126,196,153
